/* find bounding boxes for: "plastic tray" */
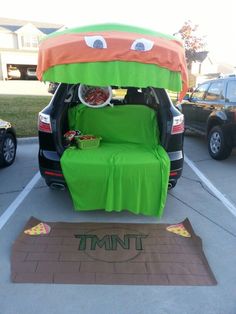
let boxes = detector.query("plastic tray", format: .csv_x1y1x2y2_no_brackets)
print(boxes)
75,136,101,150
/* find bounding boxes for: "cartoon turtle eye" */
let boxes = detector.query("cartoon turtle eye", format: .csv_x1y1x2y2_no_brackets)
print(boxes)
131,38,154,52
84,36,107,49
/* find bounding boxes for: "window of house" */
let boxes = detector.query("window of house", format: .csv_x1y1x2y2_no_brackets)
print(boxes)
205,81,224,101
226,81,236,102
191,83,210,100
20,35,40,48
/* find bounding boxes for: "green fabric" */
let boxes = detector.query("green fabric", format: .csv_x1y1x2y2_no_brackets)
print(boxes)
61,105,170,217
44,23,177,41
68,105,160,146
43,61,182,91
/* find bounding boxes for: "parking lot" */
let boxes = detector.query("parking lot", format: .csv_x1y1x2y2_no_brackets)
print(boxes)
0,133,236,314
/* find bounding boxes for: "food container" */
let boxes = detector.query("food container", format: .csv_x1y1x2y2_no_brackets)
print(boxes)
75,135,102,149
78,84,112,108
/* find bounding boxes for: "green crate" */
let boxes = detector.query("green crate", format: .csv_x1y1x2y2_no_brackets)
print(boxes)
75,135,101,150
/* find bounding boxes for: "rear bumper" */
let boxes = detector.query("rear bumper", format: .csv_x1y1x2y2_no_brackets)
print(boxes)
39,149,62,170
167,150,183,180
40,167,67,187
39,148,184,185
39,149,66,186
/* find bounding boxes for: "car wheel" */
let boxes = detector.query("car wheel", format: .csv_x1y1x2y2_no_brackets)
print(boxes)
0,133,17,167
208,126,232,160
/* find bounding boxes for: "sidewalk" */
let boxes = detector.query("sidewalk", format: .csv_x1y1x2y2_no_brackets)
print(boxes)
0,80,51,96
17,137,38,144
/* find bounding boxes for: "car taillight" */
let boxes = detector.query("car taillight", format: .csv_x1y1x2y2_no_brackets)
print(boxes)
171,114,184,134
38,113,52,133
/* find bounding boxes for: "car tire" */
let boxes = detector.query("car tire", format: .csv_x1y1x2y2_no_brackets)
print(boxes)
208,126,232,160
0,133,17,167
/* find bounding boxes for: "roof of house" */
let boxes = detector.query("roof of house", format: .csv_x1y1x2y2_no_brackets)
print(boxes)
0,17,64,34
0,25,20,32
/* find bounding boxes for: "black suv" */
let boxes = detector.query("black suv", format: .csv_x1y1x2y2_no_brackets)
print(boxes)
180,75,236,160
38,84,184,189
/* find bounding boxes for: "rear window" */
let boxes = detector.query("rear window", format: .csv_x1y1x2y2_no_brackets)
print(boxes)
66,85,160,108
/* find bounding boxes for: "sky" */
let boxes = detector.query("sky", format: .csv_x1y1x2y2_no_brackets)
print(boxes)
1,0,236,65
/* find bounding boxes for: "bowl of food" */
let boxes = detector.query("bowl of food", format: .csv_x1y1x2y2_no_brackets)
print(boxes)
78,84,112,108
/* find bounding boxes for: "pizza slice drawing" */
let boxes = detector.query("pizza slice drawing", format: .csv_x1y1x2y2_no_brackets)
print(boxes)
24,222,51,236
166,223,191,238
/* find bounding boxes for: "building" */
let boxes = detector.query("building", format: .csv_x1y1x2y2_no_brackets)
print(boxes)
0,17,64,80
191,55,236,86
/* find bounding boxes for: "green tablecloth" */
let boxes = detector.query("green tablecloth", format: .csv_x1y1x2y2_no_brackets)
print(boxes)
61,105,170,217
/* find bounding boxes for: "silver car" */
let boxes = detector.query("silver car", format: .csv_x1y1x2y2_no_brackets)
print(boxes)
0,119,17,167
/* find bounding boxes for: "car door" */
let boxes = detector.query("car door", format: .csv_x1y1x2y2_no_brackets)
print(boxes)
225,79,236,136
181,82,210,129
195,80,225,132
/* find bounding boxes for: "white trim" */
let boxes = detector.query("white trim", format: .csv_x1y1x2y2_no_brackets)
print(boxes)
184,154,236,217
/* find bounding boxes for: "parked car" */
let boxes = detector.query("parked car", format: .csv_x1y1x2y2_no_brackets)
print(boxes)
179,75,236,160
7,66,21,80
38,84,184,190
26,67,37,80
0,119,17,167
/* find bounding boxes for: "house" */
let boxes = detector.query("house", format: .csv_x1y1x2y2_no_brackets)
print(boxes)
191,54,236,86
0,17,64,80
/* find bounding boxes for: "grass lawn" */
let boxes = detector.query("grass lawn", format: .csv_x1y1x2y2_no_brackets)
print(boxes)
0,95,52,137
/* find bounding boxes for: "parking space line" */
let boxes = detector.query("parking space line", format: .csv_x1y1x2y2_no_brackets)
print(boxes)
0,171,41,231
184,154,236,217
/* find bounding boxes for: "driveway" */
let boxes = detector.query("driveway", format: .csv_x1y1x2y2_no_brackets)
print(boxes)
0,136,236,314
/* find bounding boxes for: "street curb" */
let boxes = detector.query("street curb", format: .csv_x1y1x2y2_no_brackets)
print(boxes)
17,137,38,144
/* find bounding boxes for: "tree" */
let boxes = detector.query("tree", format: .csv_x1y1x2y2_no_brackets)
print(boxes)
175,20,208,70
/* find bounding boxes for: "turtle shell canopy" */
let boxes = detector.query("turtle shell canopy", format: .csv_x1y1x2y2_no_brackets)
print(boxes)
37,23,188,100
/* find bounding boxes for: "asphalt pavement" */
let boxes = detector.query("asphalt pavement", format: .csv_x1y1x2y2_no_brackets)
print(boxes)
0,135,236,314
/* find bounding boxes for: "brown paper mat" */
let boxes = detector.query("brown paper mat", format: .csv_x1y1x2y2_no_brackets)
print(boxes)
11,217,217,285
